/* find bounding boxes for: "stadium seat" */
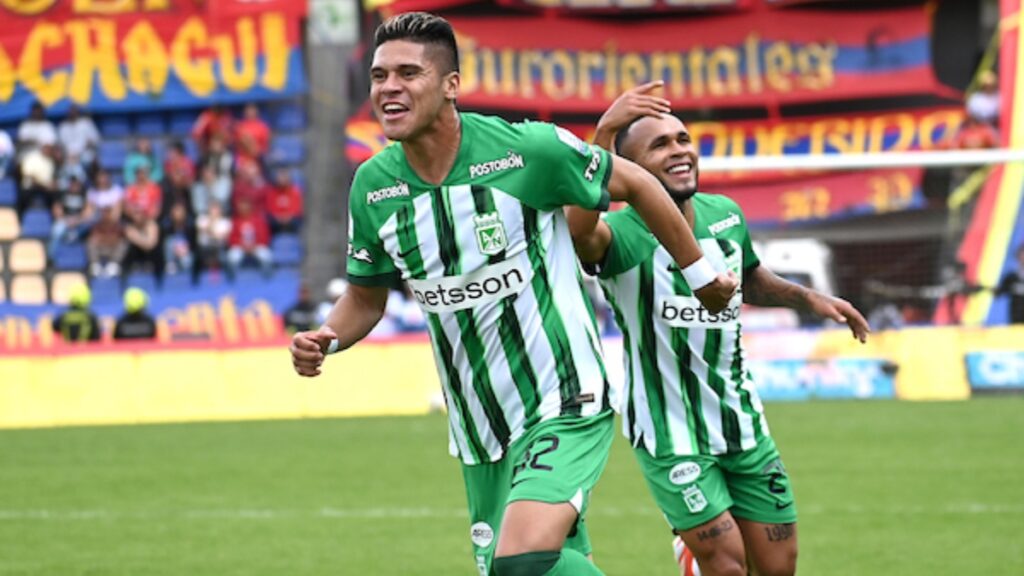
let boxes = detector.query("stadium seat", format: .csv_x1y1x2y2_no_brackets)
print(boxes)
268,135,306,166
271,233,303,267
0,178,15,207
19,208,52,239
272,104,307,132
99,116,132,138
125,271,157,294
162,270,193,292
8,239,45,273
90,274,121,305
53,242,87,270
10,274,47,305
99,140,128,172
183,139,199,162
134,114,166,137
50,271,88,305
0,207,19,241
168,111,197,137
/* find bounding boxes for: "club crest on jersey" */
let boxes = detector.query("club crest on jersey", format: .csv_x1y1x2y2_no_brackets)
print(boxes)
682,485,708,513
474,212,508,256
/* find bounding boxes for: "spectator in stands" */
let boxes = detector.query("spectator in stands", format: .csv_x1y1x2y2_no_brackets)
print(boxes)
125,166,162,220
49,175,95,258
283,284,319,334
161,141,195,218
87,205,127,277
123,138,163,185
191,164,231,216
199,135,234,189
55,147,89,192
265,168,303,235
235,103,271,169
17,142,57,216
967,70,1000,128
950,115,1000,150
17,101,57,152
52,283,101,343
86,170,124,214
231,161,266,216
162,200,197,279
226,197,272,277
196,200,231,272
57,105,100,168
122,202,163,280
192,104,233,155
0,129,13,179
996,244,1024,324
113,287,157,340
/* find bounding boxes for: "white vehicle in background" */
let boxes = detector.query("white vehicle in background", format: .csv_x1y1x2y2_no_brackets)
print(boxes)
744,238,836,330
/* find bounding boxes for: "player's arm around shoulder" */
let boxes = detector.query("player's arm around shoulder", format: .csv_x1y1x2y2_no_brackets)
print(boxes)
290,284,390,377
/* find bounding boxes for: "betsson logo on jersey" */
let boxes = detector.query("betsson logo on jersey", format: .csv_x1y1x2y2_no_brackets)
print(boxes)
367,181,410,205
658,295,741,328
406,254,534,314
469,151,525,179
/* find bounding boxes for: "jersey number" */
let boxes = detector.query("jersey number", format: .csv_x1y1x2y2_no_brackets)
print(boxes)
513,435,560,477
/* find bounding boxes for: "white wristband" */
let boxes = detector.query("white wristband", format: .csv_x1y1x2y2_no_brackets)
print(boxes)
681,257,717,291
325,339,340,355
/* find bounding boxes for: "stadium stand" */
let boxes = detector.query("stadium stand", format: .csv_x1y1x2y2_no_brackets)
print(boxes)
19,209,52,240
134,114,167,137
53,242,88,271
271,233,303,268
269,135,305,167
98,116,131,139
10,274,46,305
98,140,128,172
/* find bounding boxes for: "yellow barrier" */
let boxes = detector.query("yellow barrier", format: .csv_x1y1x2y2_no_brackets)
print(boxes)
0,340,439,429
2,326,1022,429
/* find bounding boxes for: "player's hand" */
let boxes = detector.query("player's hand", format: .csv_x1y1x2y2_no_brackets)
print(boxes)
807,293,871,343
290,326,337,377
694,271,739,314
597,81,672,140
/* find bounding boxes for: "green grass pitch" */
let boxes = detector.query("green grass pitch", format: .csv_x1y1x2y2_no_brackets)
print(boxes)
1,398,1022,575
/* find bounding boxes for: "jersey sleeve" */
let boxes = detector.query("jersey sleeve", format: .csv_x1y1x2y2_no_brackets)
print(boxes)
518,123,612,212
346,167,399,286
593,209,657,279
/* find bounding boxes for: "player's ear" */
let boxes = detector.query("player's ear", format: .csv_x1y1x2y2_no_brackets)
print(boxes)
443,71,460,101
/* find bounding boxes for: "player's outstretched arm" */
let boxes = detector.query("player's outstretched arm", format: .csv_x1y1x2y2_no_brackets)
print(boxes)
290,284,390,377
607,157,737,313
744,266,870,343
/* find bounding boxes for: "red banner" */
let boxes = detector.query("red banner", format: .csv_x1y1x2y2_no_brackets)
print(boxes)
0,0,307,121
706,168,927,227
449,5,946,113
494,0,752,14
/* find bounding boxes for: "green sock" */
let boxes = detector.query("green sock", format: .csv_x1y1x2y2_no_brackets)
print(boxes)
492,549,604,576
545,549,605,575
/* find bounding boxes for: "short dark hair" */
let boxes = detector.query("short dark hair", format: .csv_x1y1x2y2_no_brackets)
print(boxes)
613,115,649,160
374,12,460,74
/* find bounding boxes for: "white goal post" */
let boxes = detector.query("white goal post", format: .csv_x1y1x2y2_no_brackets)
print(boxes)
699,148,1024,172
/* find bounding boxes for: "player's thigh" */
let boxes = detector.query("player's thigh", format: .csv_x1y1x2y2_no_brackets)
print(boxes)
734,517,797,576
462,460,510,576
495,411,614,557
720,436,798,576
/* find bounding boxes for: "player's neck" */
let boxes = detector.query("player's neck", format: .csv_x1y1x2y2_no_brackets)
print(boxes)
676,198,696,229
401,107,461,185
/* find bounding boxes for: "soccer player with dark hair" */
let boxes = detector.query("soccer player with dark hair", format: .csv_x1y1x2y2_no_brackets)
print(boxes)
566,82,870,576
289,12,737,576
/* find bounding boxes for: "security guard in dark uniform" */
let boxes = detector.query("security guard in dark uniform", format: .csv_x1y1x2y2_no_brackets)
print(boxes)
52,284,101,342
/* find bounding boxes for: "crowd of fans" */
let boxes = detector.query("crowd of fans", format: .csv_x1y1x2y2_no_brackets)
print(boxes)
5,101,305,285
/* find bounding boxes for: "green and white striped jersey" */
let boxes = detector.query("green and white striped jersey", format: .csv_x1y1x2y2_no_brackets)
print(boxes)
595,194,769,458
347,113,612,465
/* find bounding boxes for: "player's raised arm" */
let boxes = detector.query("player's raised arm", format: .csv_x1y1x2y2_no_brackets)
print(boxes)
567,81,670,265
290,284,390,377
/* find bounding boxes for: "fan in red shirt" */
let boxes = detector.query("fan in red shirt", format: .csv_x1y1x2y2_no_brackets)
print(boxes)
231,161,267,217
235,103,271,166
265,168,304,235
227,197,273,277
192,104,234,155
124,166,163,220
